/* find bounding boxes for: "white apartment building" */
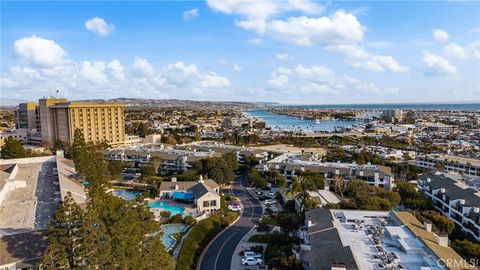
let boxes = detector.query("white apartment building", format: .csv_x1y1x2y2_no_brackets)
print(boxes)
417,174,480,241
416,154,480,176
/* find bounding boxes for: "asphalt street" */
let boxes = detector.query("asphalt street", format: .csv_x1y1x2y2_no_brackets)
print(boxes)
198,176,263,270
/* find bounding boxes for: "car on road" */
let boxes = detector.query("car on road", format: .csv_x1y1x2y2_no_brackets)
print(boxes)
228,205,242,211
268,191,275,196
242,257,263,266
265,199,276,205
255,191,263,195
243,251,262,259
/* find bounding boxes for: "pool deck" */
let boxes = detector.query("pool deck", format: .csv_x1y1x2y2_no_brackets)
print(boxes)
147,199,197,220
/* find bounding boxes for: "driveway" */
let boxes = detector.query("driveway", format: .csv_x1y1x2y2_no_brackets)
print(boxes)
198,176,263,270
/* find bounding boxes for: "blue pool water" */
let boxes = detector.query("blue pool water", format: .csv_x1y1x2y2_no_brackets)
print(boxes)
148,201,186,216
159,223,188,250
112,189,142,200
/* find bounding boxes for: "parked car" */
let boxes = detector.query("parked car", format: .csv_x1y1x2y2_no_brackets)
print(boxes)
268,191,275,196
242,257,263,266
255,191,263,195
258,196,270,201
243,251,262,259
267,183,272,188
265,199,276,205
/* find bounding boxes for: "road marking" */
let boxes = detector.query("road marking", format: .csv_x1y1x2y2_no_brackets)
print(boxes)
214,231,238,270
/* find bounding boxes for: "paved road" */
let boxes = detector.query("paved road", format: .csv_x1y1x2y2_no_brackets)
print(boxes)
198,176,263,270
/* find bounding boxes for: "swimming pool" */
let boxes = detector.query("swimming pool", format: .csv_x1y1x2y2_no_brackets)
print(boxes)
112,189,142,201
148,201,186,216
159,223,188,250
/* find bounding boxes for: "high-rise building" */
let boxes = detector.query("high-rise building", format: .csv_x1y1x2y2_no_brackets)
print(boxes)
382,109,403,123
39,98,68,142
14,102,40,130
14,98,126,145
48,101,125,145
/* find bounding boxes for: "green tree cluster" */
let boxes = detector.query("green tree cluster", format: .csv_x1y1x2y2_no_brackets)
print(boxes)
0,136,26,159
195,152,238,185
297,171,325,191
42,129,173,269
247,169,267,188
418,210,455,235
395,181,432,210
451,239,480,261
341,180,400,211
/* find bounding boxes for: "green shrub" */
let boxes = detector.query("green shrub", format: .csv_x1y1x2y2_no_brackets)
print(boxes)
176,214,235,270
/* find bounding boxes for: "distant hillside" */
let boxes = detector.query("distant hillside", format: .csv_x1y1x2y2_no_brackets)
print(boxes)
81,98,280,108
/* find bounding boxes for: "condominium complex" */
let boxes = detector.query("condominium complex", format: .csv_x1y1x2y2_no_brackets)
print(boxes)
417,154,480,176
258,153,395,190
11,98,125,145
417,174,480,242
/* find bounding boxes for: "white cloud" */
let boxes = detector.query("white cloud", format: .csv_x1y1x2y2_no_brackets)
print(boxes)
207,0,324,22
467,41,480,60
133,57,155,77
432,29,449,42
4,37,231,100
106,60,125,80
443,43,467,60
267,64,397,97
333,45,409,73
422,50,457,76
201,72,230,88
233,63,243,72
183,8,199,20
295,64,334,81
276,53,293,60
268,74,289,88
14,35,68,67
85,17,115,37
210,6,407,73
263,11,365,47
80,61,109,83
248,38,263,45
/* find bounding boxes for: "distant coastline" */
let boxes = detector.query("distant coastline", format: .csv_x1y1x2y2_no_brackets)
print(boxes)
269,103,480,110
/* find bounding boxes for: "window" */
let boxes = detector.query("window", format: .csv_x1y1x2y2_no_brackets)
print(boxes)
203,201,210,207
210,200,217,207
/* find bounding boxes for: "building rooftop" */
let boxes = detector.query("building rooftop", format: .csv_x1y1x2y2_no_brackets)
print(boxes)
393,211,475,270
49,101,125,108
419,174,480,207
304,209,473,270
0,158,60,236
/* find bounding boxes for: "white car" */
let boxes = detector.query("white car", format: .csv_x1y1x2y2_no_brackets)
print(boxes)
265,199,276,205
242,257,263,266
243,251,262,259
269,191,275,196
228,205,242,212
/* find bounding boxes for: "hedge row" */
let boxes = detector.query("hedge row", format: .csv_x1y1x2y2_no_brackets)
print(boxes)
176,213,238,270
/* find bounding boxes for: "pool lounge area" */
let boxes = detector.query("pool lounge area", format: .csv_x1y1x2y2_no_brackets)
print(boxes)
148,200,196,219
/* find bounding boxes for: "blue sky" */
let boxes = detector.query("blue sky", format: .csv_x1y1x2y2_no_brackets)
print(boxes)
1,1,479,104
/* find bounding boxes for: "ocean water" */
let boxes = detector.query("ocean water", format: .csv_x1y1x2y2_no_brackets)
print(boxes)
243,109,359,132
274,103,480,110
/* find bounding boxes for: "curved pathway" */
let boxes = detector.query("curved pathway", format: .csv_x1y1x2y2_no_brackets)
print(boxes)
198,176,263,270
